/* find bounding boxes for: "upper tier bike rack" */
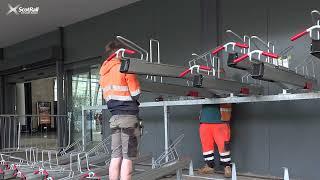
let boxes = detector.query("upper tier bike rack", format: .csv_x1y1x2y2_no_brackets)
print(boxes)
115,36,216,98
218,30,319,90
119,36,263,96
291,10,320,59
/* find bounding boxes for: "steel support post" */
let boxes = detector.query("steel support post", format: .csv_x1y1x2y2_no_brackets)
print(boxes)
164,105,170,162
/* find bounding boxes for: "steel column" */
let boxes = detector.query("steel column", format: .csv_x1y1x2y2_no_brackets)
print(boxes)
81,107,86,151
164,105,169,162
56,27,67,148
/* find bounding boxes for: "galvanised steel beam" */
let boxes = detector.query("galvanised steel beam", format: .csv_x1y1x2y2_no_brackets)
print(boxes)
82,92,320,110
121,58,187,78
139,79,216,98
193,75,263,96
251,62,318,90
227,53,318,90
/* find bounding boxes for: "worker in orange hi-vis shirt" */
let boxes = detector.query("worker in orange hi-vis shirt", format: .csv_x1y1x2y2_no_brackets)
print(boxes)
99,39,141,180
198,104,232,178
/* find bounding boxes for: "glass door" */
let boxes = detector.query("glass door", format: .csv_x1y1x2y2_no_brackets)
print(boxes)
89,68,103,142
71,67,103,143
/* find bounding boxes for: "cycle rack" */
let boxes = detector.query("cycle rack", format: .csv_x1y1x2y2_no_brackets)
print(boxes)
219,30,319,91
115,36,217,98
181,36,263,96
118,35,263,96
291,10,320,59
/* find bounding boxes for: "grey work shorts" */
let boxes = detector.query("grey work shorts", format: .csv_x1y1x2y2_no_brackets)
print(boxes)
109,115,140,160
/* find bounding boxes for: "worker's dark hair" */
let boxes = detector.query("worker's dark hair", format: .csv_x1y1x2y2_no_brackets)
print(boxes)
105,39,125,56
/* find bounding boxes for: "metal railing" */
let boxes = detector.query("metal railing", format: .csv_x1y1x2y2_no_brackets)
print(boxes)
0,114,70,152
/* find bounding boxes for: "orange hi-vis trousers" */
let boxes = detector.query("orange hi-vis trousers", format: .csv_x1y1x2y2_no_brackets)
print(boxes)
199,123,231,167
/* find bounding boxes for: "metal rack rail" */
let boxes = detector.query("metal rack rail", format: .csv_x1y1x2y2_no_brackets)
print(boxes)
139,78,216,98
193,75,263,95
82,91,320,169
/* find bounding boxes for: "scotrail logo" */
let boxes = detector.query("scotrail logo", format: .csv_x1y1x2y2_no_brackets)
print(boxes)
7,4,39,15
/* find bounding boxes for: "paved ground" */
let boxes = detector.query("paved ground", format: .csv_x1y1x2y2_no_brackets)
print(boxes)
160,171,281,180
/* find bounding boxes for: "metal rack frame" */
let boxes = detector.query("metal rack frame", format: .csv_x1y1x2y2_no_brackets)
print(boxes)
227,43,318,90
122,58,264,95
82,91,320,163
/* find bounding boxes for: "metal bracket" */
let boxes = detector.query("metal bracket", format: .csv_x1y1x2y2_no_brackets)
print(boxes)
311,39,320,59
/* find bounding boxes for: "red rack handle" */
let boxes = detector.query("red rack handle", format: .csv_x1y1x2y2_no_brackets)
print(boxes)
34,170,49,176
199,65,212,71
261,52,279,59
124,49,136,54
105,53,116,62
104,49,135,64
179,66,212,78
233,54,249,63
187,91,199,97
178,69,191,78
82,173,89,178
235,42,249,48
13,172,26,179
290,30,308,41
211,46,225,55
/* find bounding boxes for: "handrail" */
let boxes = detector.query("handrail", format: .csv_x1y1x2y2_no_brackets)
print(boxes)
116,36,148,60
226,29,244,43
291,25,320,41
0,114,68,117
311,10,320,25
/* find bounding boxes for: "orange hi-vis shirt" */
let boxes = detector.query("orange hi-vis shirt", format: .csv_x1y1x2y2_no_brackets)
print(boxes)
99,57,141,115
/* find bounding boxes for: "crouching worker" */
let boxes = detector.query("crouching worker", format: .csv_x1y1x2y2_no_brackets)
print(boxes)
99,39,141,180
198,104,232,178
